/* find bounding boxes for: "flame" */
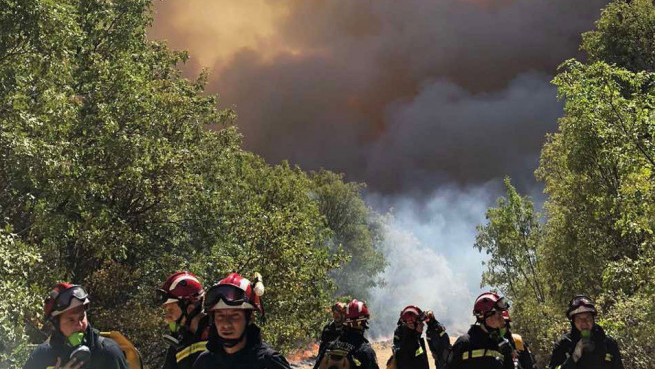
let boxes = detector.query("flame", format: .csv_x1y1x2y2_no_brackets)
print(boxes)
287,342,320,363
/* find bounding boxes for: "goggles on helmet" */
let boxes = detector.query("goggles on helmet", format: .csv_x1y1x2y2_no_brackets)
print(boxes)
204,284,249,310
495,297,509,311
154,289,175,305
50,286,89,316
570,296,593,309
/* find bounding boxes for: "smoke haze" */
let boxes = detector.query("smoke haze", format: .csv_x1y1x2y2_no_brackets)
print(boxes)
149,0,608,335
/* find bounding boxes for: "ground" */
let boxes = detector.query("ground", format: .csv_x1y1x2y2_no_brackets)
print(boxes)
290,340,438,369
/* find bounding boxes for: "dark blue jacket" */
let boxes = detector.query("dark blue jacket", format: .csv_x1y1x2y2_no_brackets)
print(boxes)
192,324,290,369
548,324,623,369
163,315,211,369
23,325,128,369
446,324,514,369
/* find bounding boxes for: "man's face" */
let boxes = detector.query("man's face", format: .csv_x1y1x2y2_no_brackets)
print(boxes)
163,301,183,323
213,309,247,340
59,306,88,338
484,310,505,329
573,312,594,332
332,309,345,324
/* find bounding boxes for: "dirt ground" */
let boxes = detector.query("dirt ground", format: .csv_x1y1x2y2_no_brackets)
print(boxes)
290,340,437,369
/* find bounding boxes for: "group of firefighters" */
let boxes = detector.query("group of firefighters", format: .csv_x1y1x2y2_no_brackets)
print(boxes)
22,271,624,369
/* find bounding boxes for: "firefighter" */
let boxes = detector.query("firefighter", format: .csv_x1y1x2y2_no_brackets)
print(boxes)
391,305,429,369
315,299,379,369
193,272,291,369
548,295,623,369
156,271,210,369
447,292,514,369
315,302,347,365
23,283,128,369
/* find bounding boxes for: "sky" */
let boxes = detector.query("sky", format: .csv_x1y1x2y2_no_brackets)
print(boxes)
149,0,610,335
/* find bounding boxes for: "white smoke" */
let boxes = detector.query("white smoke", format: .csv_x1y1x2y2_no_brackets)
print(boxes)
366,183,502,340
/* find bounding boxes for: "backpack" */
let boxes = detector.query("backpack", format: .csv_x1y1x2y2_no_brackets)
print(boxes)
99,331,145,369
318,347,351,369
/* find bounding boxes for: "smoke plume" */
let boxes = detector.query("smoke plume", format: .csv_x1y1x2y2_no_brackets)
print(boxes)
149,0,609,336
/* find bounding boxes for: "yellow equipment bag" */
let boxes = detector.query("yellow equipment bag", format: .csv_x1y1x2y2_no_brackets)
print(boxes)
511,333,525,352
100,331,145,369
318,347,351,369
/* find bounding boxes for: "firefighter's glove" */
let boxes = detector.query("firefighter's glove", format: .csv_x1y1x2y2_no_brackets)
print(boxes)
497,338,514,357
425,313,443,333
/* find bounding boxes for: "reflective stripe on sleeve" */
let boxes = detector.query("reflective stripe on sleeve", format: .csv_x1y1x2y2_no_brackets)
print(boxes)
176,341,208,362
606,353,613,362
462,349,504,360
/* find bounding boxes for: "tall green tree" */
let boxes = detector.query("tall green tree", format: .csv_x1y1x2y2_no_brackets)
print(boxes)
310,169,386,300
0,0,356,367
475,177,545,304
476,2,655,366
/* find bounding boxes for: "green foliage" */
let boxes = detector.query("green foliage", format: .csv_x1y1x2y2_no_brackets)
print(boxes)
477,1,655,366
310,169,386,300
582,0,655,72
0,230,42,368
475,177,545,303
0,0,381,367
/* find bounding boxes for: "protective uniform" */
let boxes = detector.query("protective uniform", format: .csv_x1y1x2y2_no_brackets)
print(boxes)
315,300,379,369
23,283,128,369
156,272,209,369
192,272,291,369
447,292,514,369
548,295,623,369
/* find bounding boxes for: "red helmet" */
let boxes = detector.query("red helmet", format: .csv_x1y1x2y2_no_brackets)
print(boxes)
332,302,347,314
566,295,597,319
156,271,204,306
345,299,369,328
203,272,263,313
44,283,90,320
502,310,511,322
473,292,509,319
400,305,424,323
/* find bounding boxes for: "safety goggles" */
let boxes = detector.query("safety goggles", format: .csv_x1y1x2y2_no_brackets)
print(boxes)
494,297,510,311
570,296,593,309
154,289,178,305
204,284,248,310
50,286,89,315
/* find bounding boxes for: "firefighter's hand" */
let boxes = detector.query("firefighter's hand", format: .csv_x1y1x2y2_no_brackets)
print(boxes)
54,357,84,369
425,312,443,332
572,339,595,363
497,338,513,357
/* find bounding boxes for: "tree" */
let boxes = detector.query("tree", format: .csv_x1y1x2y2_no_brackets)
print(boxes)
0,230,42,368
582,0,655,72
0,0,352,367
475,177,544,304
310,169,386,300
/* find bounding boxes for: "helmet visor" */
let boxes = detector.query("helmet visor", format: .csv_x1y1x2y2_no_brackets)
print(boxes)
204,284,247,311
53,286,88,314
570,296,593,308
495,297,510,311
155,289,177,305
568,296,596,317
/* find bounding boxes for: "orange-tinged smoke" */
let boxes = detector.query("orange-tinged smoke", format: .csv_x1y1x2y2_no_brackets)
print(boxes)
149,0,295,72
